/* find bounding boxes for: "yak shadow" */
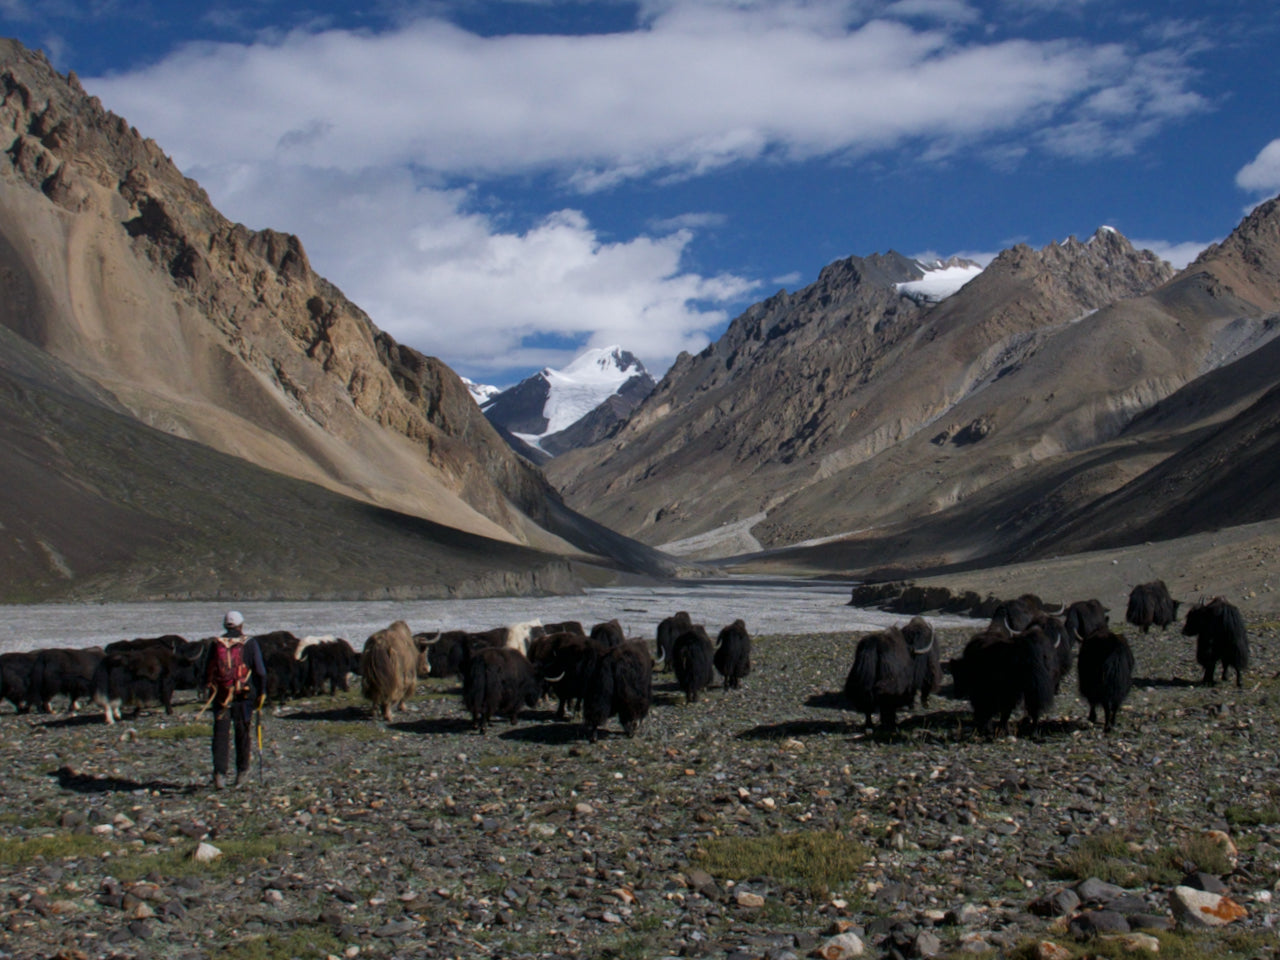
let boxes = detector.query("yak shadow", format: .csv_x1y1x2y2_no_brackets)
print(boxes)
280,705,369,722
38,714,105,729
498,722,589,745
1132,675,1200,689
49,765,198,796
736,718,854,740
388,716,474,735
804,691,849,711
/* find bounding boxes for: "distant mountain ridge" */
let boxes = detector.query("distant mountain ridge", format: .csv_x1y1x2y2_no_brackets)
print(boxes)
547,207,1280,576
0,39,676,599
481,346,656,461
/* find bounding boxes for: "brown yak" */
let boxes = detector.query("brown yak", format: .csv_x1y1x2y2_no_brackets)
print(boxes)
360,620,422,721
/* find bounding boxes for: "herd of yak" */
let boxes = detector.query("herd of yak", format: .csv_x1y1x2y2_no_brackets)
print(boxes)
0,580,1250,741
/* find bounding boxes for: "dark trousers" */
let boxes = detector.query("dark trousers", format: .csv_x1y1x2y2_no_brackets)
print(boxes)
211,700,254,775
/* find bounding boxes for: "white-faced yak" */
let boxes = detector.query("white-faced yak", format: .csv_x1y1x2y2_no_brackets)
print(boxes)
1077,630,1135,732
361,620,421,722
713,619,752,690
673,626,715,704
1182,597,1249,687
845,616,940,732
1126,581,1180,634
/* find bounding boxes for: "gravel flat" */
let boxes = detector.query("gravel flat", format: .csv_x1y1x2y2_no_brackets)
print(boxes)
1,621,1278,960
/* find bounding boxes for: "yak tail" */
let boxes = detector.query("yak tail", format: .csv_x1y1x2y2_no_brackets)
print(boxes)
845,642,879,714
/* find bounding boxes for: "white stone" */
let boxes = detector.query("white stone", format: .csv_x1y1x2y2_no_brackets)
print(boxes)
816,932,864,959
193,842,222,862
1170,885,1247,927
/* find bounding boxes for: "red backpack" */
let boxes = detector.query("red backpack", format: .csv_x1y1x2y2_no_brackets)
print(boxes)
208,637,252,705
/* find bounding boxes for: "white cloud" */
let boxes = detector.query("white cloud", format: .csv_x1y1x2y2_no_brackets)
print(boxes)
192,162,756,379
80,4,1206,378
1237,139,1280,194
88,10,1200,184
1131,238,1213,270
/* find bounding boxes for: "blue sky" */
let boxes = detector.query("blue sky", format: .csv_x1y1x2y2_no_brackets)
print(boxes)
4,1,1279,387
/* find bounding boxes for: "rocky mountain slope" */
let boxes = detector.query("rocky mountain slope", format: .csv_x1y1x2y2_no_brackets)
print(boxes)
481,346,656,462
548,204,1280,576
0,39,675,600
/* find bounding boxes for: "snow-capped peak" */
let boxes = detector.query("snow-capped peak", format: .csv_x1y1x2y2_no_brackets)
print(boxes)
540,346,646,435
896,257,985,304
462,377,501,407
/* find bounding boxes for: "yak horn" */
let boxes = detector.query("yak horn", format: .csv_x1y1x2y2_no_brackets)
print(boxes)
911,636,935,655
544,671,565,683
654,648,665,666
1044,601,1065,615
1003,614,1015,635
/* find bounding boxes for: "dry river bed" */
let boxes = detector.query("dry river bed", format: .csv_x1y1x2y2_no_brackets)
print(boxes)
2,625,1279,960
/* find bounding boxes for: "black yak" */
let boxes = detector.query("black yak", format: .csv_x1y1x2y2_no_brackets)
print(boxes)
713,619,752,690
581,641,654,742
1182,597,1249,688
992,594,1063,633
529,631,599,720
1077,630,1135,732
589,619,627,649
1064,599,1110,642
462,646,543,734
92,646,176,724
1126,581,1180,634
844,616,940,731
948,628,1021,735
672,626,714,704
30,648,103,714
656,612,694,671
949,620,1062,735
0,652,37,713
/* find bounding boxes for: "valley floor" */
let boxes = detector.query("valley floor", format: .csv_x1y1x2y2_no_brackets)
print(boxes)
1,626,1278,960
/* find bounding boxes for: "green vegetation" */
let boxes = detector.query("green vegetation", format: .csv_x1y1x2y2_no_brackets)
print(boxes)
694,830,872,896
207,925,345,960
0,833,112,866
1053,830,1235,886
139,721,211,740
317,721,388,742
1005,929,1275,960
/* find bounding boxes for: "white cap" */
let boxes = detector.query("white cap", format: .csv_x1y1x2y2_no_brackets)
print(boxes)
223,610,245,629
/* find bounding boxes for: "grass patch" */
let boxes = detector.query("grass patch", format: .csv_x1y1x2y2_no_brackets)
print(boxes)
0,833,112,866
208,925,345,960
139,721,210,740
1006,929,1275,960
110,834,316,882
1224,802,1280,827
694,830,871,897
1053,830,1235,886
317,721,388,742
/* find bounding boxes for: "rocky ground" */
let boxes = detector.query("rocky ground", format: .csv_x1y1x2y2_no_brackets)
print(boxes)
2,622,1279,960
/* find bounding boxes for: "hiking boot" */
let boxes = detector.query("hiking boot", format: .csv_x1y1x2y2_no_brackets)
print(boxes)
213,772,227,790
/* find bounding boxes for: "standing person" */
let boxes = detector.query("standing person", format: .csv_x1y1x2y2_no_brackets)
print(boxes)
206,611,266,789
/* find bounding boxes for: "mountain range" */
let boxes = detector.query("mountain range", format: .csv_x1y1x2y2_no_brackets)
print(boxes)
546,207,1280,579
4,35,1280,603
